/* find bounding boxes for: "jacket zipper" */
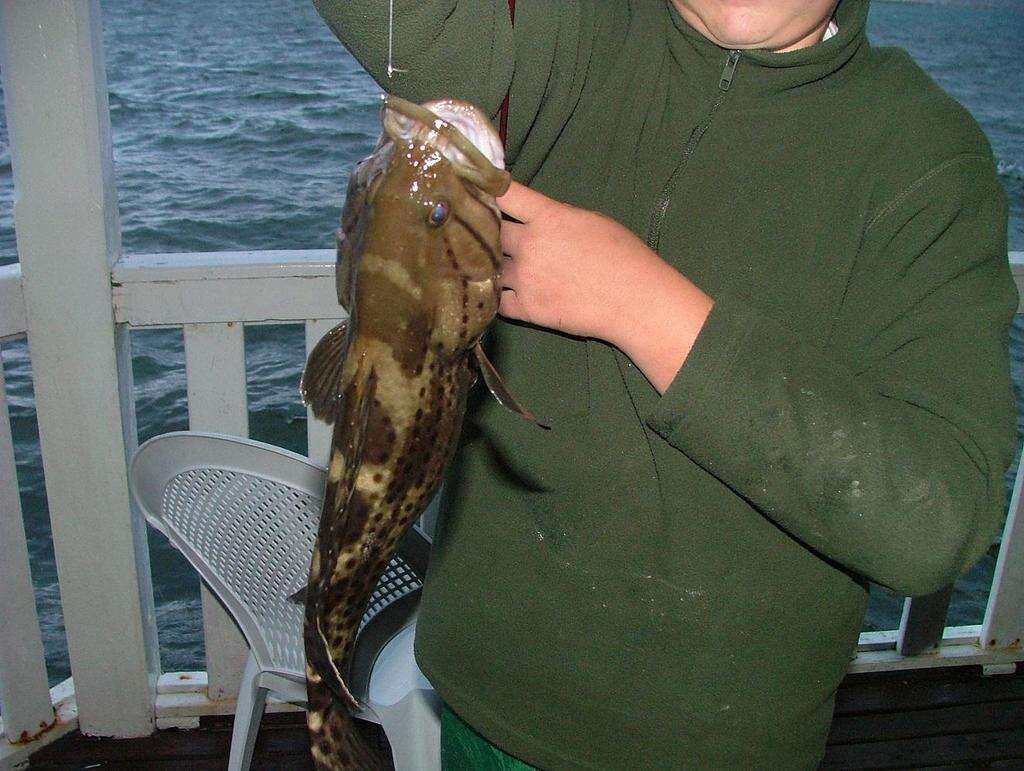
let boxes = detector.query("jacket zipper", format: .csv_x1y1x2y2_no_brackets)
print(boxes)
645,49,741,253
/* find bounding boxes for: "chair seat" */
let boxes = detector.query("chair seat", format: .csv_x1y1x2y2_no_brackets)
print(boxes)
129,431,440,771
369,623,432,707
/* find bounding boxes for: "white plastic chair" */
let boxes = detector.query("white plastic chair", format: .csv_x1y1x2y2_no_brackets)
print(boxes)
129,431,441,771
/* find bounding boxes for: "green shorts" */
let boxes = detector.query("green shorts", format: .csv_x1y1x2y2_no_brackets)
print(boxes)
440,705,538,770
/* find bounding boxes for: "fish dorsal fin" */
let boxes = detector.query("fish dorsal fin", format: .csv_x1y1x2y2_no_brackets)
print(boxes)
300,319,351,424
290,362,377,611
296,365,378,712
474,342,550,429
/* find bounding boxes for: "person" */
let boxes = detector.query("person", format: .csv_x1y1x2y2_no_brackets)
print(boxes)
312,0,1017,767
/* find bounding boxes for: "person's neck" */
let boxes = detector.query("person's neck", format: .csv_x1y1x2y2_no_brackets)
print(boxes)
775,18,833,52
671,4,835,53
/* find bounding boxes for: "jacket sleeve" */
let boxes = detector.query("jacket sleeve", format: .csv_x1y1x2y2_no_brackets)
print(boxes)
312,0,603,171
646,154,1019,597
312,0,514,116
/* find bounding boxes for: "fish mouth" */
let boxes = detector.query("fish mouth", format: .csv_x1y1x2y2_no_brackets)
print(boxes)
381,94,511,197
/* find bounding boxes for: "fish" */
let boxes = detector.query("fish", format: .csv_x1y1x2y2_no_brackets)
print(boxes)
297,95,542,771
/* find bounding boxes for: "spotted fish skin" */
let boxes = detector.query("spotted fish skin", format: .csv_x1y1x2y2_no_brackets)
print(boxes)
301,96,510,771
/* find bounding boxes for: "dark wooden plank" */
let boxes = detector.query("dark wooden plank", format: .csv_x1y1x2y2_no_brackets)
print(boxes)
28,668,1024,769
251,755,314,771
28,713,317,767
30,731,228,763
821,729,1024,769
28,712,384,769
828,699,1024,744
32,760,230,771
834,666,1024,717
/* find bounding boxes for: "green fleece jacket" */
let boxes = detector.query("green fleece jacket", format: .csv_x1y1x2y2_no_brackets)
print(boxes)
313,0,1017,767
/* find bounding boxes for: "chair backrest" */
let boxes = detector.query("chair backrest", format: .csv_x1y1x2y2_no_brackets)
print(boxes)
129,431,427,685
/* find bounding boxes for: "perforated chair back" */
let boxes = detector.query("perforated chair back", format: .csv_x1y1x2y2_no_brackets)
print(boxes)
130,431,440,771
130,431,425,684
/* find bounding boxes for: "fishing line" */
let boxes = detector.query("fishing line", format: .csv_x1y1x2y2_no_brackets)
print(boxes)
386,0,407,78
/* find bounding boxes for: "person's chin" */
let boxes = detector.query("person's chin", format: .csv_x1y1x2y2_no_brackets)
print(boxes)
707,22,819,52
705,29,776,49
701,16,780,48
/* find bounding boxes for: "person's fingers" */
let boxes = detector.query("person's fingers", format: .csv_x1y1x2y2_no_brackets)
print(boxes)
500,220,527,258
499,287,524,320
497,180,552,223
500,253,519,289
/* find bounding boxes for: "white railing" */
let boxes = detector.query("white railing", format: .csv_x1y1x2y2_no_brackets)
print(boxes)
1,0,1023,765
0,265,59,753
112,250,342,707
6,248,1024,761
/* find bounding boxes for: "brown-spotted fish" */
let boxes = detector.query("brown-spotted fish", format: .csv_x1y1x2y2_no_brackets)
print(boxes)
298,95,541,771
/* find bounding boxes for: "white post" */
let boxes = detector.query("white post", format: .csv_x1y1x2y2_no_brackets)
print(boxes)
981,462,1024,649
0,352,55,744
183,322,251,700
304,319,338,467
0,0,159,736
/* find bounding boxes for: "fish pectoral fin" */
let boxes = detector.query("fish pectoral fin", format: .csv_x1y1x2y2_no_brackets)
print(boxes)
474,342,550,429
314,617,361,711
301,319,351,424
287,585,307,605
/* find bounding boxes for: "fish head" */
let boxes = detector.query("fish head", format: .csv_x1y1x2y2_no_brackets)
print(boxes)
336,96,510,353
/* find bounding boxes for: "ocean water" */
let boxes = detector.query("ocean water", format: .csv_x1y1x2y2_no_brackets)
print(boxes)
0,0,1022,686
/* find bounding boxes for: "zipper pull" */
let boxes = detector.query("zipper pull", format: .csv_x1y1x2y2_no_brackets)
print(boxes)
719,50,741,91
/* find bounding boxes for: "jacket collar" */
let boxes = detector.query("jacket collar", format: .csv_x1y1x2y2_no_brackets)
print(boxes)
666,0,870,98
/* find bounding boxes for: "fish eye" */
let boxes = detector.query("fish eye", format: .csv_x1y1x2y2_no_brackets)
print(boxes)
428,201,450,227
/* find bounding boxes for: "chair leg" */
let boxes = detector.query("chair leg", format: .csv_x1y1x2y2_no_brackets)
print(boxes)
377,688,442,771
228,652,269,771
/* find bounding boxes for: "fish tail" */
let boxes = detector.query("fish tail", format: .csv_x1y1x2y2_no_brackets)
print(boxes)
306,673,392,771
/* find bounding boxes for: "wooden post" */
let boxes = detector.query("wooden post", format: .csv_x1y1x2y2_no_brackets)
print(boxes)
897,586,954,657
0,0,159,736
0,349,55,743
183,322,251,700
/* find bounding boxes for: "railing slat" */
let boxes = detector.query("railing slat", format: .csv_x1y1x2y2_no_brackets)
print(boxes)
1010,251,1024,314
0,349,55,743
182,322,252,700
304,319,342,468
0,264,26,342
112,251,337,326
0,0,159,737
897,585,955,656
981,458,1024,649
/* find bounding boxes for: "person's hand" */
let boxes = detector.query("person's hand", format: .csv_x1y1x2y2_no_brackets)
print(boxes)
497,181,715,393
498,181,653,342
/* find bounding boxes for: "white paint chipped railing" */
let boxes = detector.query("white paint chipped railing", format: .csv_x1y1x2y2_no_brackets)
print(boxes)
1,3,158,762
4,248,1024,763
110,250,1024,677
182,322,252,703
0,0,1023,762
0,308,54,747
0,264,81,763
113,251,347,717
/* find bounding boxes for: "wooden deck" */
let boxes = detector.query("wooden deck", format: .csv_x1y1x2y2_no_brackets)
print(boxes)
27,664,1024,770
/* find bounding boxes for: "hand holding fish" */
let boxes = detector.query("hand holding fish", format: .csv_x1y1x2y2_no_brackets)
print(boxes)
498,181,715,393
